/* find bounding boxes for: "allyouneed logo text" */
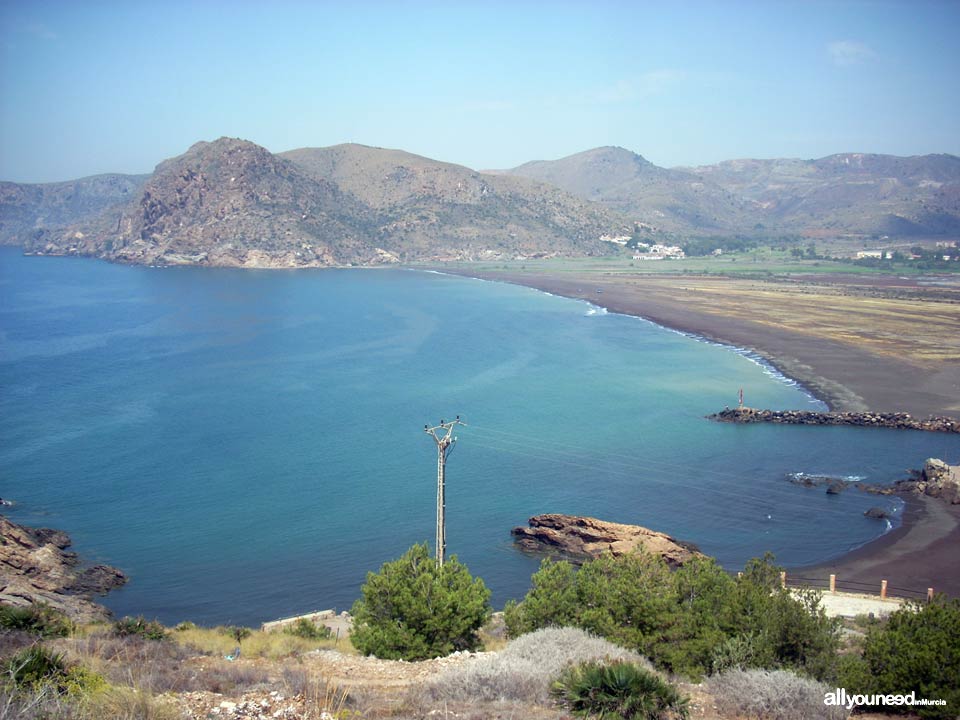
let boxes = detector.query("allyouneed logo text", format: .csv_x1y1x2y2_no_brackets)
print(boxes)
825,689,947,711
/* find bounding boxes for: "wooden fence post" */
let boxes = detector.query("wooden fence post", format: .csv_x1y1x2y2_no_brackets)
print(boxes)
829,574,836,594
880,579,888,600
780,571,787,589
927,587,934,602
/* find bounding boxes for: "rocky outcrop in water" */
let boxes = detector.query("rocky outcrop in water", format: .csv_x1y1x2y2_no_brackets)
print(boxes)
897,458,960,504
786,458,960,506
511,514,702,567
0,516,127,622
709,407,960,433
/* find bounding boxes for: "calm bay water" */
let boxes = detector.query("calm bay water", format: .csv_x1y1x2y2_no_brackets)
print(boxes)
2,248,958,625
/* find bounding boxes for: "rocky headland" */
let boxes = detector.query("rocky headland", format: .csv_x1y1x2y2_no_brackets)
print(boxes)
0,516,127,622
15,138,623,268
511,514,702,567
709,406,960,433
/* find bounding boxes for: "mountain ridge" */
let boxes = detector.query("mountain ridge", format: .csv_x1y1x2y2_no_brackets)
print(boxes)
0,173,148,245
498,147,960,238
15,138,625,267
3,140,959,268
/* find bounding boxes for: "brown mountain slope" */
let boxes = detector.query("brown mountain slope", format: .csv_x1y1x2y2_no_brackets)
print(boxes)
685,152,960,236
281,143,627,260
495,146,759,234
0,173,148,245
27,138,379,267
22,140,626,267
500,146,960,238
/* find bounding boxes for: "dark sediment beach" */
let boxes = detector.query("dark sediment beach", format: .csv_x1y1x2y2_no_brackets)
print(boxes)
793,495,960,599
449,268,960,598
449,269,960,419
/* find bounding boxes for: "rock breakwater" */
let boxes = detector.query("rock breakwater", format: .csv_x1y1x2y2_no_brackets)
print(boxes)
709,407,960,433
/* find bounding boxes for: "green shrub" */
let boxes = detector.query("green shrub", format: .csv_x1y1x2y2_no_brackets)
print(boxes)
4,644,67,690
223,625,252,644
710,631,764,674
505,551,677,654
0,603,72,637
350,543,491,660
113,616,167,641
551,660,689,720
504,552,839,680
732,580,840,681
837,596,960,719
283,618,332,640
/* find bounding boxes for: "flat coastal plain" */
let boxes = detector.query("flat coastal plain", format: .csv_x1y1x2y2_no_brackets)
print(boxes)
445,264,960,596
449,267,960,419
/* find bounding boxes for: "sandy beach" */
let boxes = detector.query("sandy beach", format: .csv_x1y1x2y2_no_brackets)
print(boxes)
450,268,960,598
796,494,960,598
452,270,960,419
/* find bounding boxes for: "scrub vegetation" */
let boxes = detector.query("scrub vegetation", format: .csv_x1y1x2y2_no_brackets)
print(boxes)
0,548,957,719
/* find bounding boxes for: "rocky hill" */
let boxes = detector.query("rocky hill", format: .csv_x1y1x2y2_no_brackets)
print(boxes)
25,138,381,267
686,152,960,237
282,143,624,260
0,173,148,245
7,141,958,264
14,139,626,267
495,146,758,234
499,147,960,238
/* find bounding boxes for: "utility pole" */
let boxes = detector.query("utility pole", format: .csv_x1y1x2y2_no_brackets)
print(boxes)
424,416,465,566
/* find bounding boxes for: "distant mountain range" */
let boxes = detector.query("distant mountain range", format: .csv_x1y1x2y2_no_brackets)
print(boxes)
2,139,958,268
1,139,619,267
497,146,960,238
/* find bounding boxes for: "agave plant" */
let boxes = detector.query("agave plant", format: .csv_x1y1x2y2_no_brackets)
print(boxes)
4,645,68,689
552,659,689,720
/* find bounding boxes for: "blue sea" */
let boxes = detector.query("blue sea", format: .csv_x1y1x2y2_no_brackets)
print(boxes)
2,248,957,626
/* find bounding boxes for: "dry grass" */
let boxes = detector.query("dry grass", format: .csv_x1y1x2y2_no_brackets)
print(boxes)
586,274,960,364
56,633,272,694
172,624,352,659
0,684,182,720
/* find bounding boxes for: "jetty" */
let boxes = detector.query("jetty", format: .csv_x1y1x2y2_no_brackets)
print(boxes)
708,407,960,434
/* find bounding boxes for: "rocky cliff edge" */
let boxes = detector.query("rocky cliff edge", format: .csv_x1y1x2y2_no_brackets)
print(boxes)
0,516,127,622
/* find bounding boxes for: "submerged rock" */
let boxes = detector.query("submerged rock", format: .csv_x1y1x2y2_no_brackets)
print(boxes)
511,514,702,567
864,507,891,519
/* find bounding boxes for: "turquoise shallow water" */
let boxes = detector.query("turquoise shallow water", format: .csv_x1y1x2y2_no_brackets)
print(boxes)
2,248,957,625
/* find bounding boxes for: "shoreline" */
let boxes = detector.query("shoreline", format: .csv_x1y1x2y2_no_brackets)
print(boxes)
791,493,960,598
443,267,960,598
443,268,960,419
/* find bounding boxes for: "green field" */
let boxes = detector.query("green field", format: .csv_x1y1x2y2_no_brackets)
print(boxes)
430,248,960,279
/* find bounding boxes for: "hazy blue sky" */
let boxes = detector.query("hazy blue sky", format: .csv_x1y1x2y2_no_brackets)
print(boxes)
1,0,958,182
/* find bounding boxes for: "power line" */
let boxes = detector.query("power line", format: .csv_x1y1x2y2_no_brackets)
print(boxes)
424,416,464,566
